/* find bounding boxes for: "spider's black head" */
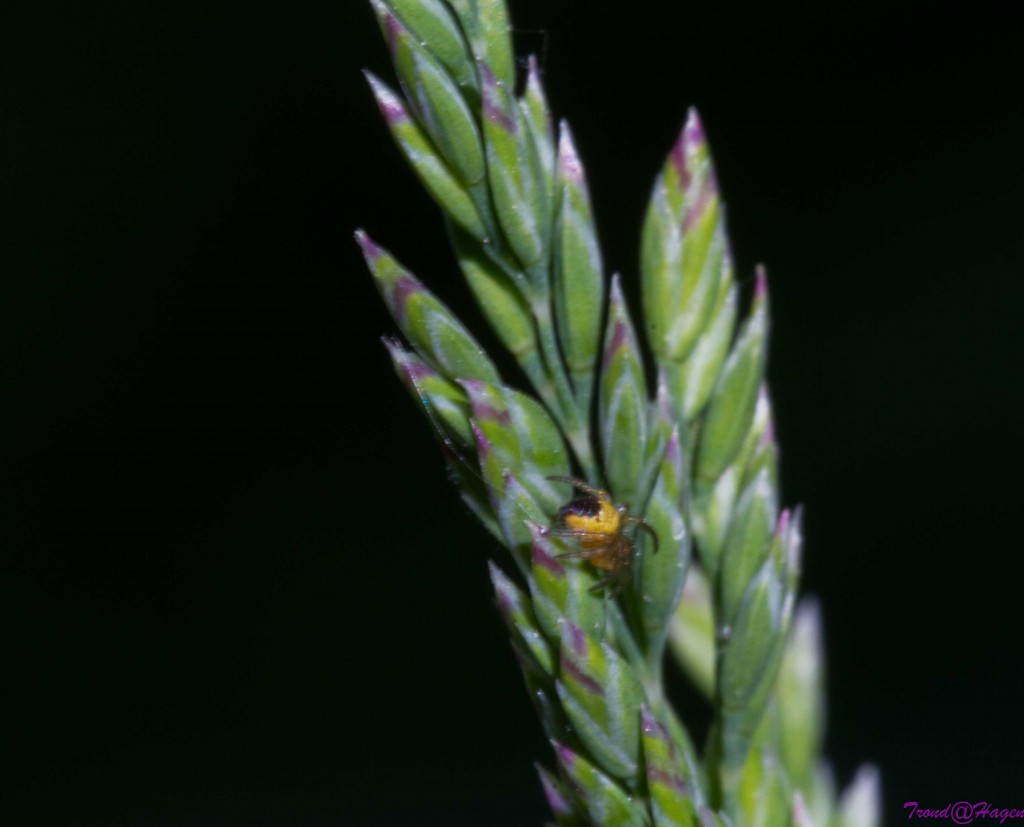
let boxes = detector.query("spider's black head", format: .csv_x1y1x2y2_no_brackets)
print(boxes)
557,495,601,525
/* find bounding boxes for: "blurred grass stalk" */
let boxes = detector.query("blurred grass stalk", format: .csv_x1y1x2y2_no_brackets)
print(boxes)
357,1,879,824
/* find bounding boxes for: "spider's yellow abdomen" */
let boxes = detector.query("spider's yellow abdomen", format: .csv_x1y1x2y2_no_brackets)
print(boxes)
560,496,621,547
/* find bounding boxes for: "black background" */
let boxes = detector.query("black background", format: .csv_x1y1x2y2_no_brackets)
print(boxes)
4,1,1024,824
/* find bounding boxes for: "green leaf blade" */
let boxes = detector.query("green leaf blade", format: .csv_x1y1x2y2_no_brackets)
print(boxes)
668,566,716,700
670,272,736,424
642,706,700,827
716,510,798,796
836,765,881,827
490,561,556,675
696,269,769,486
371,3,485,186
537,763,584,826
553,741,650,827
599,276,648,508
639,426,690,648
529,523,605,641
776,598,826,790
480,62,545,269
449,221,537,359
520,56,557,213
557,622,644,780
384,339,473,447
358,232,500,383
447,0,515,89
461,378,570,508
365,72,487,238
555,123,605,408
642,109,725,366
383,0,477,93
718,468,777,626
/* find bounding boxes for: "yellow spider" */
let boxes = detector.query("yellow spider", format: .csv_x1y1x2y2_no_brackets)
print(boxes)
545,475,659,595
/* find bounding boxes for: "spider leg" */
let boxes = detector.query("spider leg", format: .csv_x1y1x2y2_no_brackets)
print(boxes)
589,564,631,596
547,529,613,542
626,516,660,554
588,570,620,595
556,546,610,562
540,524,613,564
546,475,606,499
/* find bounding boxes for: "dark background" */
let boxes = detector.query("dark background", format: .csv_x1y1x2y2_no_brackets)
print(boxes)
3,1,1023,824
